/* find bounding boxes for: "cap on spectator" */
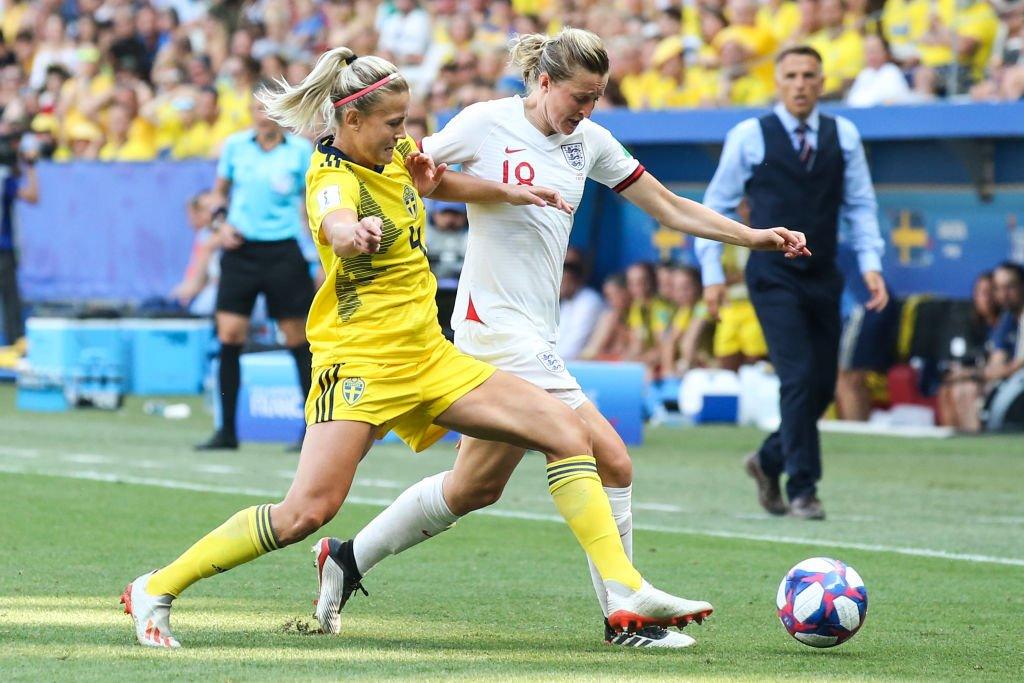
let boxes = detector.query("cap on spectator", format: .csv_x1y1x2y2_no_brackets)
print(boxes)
30,114,59,134
430,200,468,216
651,37,684,68
67,120,103,142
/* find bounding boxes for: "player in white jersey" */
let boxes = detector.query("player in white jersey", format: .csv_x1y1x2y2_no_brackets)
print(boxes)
313,28,809,648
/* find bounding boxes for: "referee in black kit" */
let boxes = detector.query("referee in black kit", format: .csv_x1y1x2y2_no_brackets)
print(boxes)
696,46,887,520
197,96,315,451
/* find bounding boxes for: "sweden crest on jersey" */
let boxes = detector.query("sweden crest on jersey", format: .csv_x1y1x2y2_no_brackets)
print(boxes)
403,185,418,218
342,377,365,405
561,143,585,170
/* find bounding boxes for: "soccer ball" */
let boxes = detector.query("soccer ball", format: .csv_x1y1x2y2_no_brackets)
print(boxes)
776,557,868,648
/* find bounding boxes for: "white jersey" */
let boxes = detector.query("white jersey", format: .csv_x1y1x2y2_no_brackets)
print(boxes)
421,96,644,343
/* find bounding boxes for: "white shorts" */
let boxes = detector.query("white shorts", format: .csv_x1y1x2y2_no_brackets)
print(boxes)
454,322,588,410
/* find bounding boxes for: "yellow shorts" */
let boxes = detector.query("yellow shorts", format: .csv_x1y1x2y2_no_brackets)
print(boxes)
305,338,496,452
713,299,768,358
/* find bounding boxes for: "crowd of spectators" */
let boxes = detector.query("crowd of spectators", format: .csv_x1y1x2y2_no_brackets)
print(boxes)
553,249,1024,431
936,262,1024,431
558,253,737,382
0,0,1022,163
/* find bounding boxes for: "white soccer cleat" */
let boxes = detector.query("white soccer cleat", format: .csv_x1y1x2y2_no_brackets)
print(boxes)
605,580,713,633
120,571,180,648
605,621,697,648
312,537,367,635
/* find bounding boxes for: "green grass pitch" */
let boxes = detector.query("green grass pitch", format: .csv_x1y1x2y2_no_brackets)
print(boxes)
1,386,1022,680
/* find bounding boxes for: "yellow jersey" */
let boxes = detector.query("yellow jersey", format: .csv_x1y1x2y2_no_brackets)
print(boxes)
671,301,709,334
98,137,157,161
756,2,802,45
170,116,237,159
808,27,865,95
627,297,675,349
305,135,441,366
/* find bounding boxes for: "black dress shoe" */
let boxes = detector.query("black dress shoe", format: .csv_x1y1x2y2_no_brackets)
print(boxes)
744,452,788,515
195,431,239,451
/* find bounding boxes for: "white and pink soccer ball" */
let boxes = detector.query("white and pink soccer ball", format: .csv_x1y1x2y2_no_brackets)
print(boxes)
777,557,868,648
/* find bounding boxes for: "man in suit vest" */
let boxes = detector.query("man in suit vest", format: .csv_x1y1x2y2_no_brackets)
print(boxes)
695,46,888,520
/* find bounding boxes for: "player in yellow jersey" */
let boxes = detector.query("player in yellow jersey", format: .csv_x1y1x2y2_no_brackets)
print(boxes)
120,46,715,649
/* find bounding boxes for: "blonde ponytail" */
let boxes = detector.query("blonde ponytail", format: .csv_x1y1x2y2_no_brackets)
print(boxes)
258,47,408,134
509,27,609,90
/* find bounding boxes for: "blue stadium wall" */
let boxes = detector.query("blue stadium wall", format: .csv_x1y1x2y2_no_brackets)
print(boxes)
17,102,1024,305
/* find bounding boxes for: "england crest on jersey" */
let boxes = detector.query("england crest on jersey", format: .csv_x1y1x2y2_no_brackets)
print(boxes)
561,143,585,170
536,350,566,374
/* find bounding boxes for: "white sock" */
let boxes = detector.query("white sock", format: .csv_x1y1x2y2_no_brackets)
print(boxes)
588,485,633,618
352,471,458,575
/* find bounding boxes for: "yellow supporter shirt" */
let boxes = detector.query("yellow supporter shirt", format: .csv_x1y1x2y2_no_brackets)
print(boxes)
217,85,253,132
644,72,705,109
171,116,237,159
907,0,955,67
512,0,551,15
713,25,777,61
721,243,751,301
882,0,913,55
956,2,999,80
305,135,442,366
153,101,184,154
2,4,29,44
60,73,115,130
98,137,157,161
808,28,864,94
127,116,157,151
627,297,675,349
756,2,802,45
620,72,647,110
670,301,709,334
727,72,774,106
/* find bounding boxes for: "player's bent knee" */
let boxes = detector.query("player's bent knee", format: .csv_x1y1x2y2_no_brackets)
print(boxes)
546,413,592,458
598,445,633,487
446,479,505,515
273,499,339,544
468,482,505,511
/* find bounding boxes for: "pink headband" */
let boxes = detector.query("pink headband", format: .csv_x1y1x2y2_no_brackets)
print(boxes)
332,73,401,109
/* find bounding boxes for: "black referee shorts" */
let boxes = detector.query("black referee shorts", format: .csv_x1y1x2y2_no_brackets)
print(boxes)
216,238,315,320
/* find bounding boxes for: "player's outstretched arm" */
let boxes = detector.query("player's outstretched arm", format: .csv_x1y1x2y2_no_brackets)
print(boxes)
319,207,383,257
405,151,572,214
620,173,811,259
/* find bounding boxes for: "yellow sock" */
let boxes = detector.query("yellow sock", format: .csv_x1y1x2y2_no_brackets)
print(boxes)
146,505,279,597
547,456,642,591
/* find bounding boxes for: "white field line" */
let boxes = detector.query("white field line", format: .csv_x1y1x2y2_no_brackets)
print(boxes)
0,447,39,458
2,464,1023,568
62,453,112,464
191,463,241,475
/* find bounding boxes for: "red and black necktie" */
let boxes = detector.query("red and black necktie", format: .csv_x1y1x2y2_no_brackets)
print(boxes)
795,123,814,169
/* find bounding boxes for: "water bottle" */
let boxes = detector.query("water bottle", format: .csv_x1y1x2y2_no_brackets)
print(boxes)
144,400,167,416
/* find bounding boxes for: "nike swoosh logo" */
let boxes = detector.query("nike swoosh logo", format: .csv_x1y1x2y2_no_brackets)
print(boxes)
505,146,526,154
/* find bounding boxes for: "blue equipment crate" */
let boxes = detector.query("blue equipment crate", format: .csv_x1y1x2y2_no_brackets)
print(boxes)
123,319,214,394
16,369,68,412
26,318,127,380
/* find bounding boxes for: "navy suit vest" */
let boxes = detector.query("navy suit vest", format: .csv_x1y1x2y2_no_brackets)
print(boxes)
745,113,845,276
